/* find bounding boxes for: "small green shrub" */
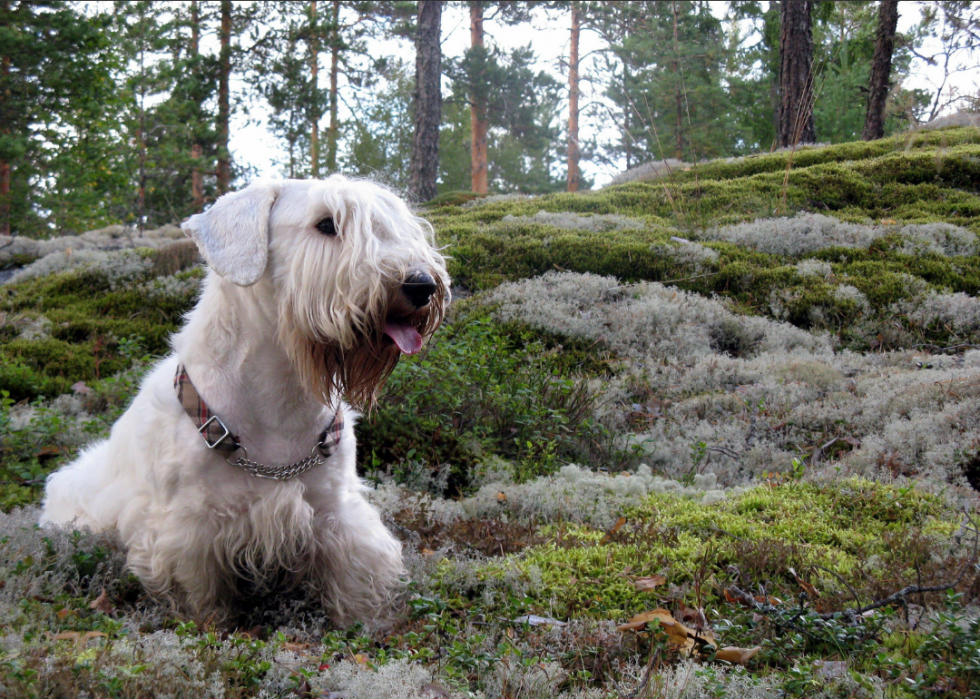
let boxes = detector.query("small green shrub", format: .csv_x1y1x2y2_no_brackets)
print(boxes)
358,307,608,492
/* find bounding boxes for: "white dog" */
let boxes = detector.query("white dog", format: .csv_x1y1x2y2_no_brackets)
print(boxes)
40,176,449,624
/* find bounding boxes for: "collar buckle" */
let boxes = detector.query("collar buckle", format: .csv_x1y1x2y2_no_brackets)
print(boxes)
199,415,234,450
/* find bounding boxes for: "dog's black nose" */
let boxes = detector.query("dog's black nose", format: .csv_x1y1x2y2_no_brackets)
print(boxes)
402,273,438,308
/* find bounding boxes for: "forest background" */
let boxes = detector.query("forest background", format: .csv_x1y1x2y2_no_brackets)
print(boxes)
1,0,979,239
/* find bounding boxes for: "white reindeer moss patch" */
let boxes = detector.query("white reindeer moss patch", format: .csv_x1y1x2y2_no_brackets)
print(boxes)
483,271,980,491
703,212,976,258
489,271,830,364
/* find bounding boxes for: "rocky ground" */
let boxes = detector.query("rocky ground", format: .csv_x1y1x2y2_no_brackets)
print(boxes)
1,126,979,697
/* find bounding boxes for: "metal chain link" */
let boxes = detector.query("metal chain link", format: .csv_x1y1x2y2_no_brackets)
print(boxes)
226,443,327,481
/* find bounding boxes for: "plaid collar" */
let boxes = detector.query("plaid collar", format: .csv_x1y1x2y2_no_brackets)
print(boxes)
174,363,344,460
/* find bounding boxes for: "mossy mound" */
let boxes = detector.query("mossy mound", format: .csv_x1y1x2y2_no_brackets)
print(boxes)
459,479,958,619
429,128,980,350
1,258,201,401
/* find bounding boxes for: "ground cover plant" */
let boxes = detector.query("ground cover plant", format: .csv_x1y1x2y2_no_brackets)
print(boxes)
1,128,980,697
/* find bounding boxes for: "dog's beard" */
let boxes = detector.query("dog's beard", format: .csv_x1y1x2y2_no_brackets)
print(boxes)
284,278,447,409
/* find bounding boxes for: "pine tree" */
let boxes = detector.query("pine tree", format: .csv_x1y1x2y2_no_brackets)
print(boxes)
591,2,730,166
863,1,900,140
409,0,442,202
0,1,119,236
567,1,581,192
778,0,816,146
468,1,489,193
217,0,232,193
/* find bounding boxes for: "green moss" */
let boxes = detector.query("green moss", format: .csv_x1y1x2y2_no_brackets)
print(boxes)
1,262,198,401
428,135,980,349
424,190,486,207
446,479,957,619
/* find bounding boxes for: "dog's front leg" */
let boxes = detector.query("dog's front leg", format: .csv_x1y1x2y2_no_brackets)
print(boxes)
311,494,404,626
124,511,234,622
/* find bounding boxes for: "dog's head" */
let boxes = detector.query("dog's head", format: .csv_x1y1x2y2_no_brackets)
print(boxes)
182,176,450,408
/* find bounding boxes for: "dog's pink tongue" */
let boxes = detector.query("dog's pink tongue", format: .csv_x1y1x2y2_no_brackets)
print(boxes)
384,321,423,354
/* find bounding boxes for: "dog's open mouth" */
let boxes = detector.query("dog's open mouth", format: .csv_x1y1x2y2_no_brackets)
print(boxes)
383,317,423,355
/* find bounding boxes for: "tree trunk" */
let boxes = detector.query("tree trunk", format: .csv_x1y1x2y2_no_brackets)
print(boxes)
862,0,899,141
672,1,684,159
189,0,204,209
409,0,442,202
567,2,580,192
327,0,339,172
778,0,815,147
469,1,488,194
310,0,319,176
217,0,232,193
623,63,632,170
1,49,10,237
137,5,147,235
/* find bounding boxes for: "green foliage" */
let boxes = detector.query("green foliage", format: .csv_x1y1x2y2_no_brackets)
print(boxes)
1,261,200,402
449,479,958,618
590,1,731,163
871,593,980,697
0,1,123,236
358,306,606,492
443,31,564,194
342,60,415,188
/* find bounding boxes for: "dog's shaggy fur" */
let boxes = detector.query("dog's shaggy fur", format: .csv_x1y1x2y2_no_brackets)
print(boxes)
39,177,450,624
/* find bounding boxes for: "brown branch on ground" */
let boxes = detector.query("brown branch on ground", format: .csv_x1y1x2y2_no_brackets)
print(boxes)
726,513,980,624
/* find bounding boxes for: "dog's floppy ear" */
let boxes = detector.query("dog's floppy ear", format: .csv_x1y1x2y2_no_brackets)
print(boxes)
182,180,282,286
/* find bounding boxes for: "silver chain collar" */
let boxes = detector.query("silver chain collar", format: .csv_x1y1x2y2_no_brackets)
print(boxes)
226,441,331,481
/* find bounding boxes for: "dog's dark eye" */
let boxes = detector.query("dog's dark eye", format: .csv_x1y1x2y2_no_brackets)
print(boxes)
316,218,337,236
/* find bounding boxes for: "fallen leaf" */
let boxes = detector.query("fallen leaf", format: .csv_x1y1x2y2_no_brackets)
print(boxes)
622,565,633,575
352,653,369,666
601,516,627,543
89,588,113,615
617,620,650,632
54,631,107,645
616,608,715,655
880,218,897,225
715,646,761,664
634,575,667,592
36,445,68,458
677,605,707,630
290,677,312,698
57,609,75,620
420,683,452,698
420,548,434,557
789,567,820,599
283,641,310,652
